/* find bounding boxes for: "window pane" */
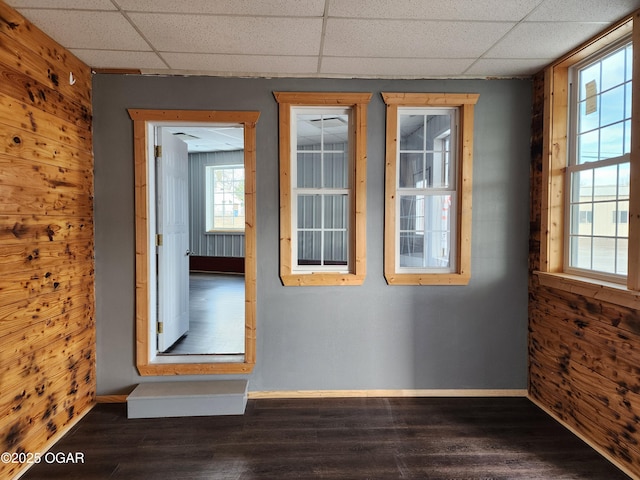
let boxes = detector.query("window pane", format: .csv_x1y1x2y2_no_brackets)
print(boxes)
399,153,423,188
570,236,592,270
423,231,450,268
578,98,599,133
323,115,348,149
617,238,628,275
399,194,451,269
624,119,631,154
296,114,322,147
425,115,451,149
324,195,348,229
297,152,321,188
399,195,424,232
599,122,625,160
593,201,616,237
399,112,453,189
324,231,347,265
298,231,321,265
577,130,599,164
297,195,321,229
323,151,348,188
601,48,625,91
600,85,625,126
579,63,600,101
570,204,592,236
619,162,630,199
423,195,452,233
570,169,593,203
616,200,629,237
593,164,618,197
625,82,632,117
592,237,616,274
400,114,424,150
426,151,451,188
399,232,424,268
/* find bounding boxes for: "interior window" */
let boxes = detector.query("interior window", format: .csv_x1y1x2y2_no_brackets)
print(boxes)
382,93,479,286
274,92,371,286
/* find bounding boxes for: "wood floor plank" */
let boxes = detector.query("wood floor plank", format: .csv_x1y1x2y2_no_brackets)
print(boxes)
20,398,631,479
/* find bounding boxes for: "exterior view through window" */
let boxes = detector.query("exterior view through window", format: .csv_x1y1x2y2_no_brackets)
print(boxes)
567,39,632,281
206,165,245,231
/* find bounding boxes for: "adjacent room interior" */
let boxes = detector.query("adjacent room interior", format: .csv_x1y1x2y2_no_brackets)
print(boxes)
1,1,639,478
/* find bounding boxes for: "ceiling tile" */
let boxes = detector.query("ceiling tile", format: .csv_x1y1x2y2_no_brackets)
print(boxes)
526,0,640,22
7,0,116,9
16,9,150,50
486,21,610,59
465,58,553,76
320,56,476,77
328,0,543,21
160,53,318,76
117,0,325,16
72,49,167,70
323,19,515,58
129,13,323,56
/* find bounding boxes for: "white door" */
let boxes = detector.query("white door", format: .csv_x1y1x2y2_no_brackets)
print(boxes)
156,128,190,352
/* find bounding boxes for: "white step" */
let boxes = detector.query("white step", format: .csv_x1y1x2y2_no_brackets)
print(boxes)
127,380,248,418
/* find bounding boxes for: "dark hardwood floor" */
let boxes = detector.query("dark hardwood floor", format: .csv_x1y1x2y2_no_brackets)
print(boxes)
21,397,630,479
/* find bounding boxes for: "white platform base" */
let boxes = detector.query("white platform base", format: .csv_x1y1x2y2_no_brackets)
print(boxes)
127,380,248,419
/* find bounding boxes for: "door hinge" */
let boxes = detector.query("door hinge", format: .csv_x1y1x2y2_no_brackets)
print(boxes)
156,234,163,246
157,322,163,334
155,145,162,158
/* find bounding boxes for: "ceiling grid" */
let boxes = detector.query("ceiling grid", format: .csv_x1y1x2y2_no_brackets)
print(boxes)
6,0,640,78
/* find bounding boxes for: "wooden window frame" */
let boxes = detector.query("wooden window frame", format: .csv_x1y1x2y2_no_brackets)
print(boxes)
382,93,479,286
274,92,371,286
129,109,258,375
535,13,640,309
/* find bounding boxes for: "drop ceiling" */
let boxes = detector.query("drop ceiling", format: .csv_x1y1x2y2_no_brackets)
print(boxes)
6,0,640,79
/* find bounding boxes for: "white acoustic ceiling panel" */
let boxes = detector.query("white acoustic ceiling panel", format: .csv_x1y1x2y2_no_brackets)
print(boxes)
6,0,640,78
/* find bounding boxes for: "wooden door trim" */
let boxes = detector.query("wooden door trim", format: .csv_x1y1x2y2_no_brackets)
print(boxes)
129,109,259,375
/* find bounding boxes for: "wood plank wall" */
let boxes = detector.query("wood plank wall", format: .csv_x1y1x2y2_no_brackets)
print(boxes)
0,2,95,478
528,72,640,478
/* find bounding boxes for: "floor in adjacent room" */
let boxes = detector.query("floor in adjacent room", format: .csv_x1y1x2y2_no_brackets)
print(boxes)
22,397,631,479
162,272,245,355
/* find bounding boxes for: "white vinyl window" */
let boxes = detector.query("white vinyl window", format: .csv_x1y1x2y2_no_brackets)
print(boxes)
205,165,245,231
293,108,351,271
382,93,478,286
566,38,632,282
274,92,370,286
397,108,457,272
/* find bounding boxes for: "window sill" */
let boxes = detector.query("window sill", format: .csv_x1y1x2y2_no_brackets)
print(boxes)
534,271,640,310
385,272,470,286
281,272,365,286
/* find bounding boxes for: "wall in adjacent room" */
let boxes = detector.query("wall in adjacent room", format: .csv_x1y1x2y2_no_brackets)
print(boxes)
93,74,531,395
188,150,245,258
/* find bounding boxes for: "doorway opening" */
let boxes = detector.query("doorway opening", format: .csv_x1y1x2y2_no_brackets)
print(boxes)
157,125,246,356
129,109,259,376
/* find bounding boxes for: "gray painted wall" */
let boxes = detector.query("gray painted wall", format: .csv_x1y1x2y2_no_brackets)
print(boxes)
93,75,531,395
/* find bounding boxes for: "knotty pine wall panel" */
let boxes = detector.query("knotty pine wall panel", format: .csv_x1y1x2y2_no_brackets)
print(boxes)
528,71,640,478
0,2,95,479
